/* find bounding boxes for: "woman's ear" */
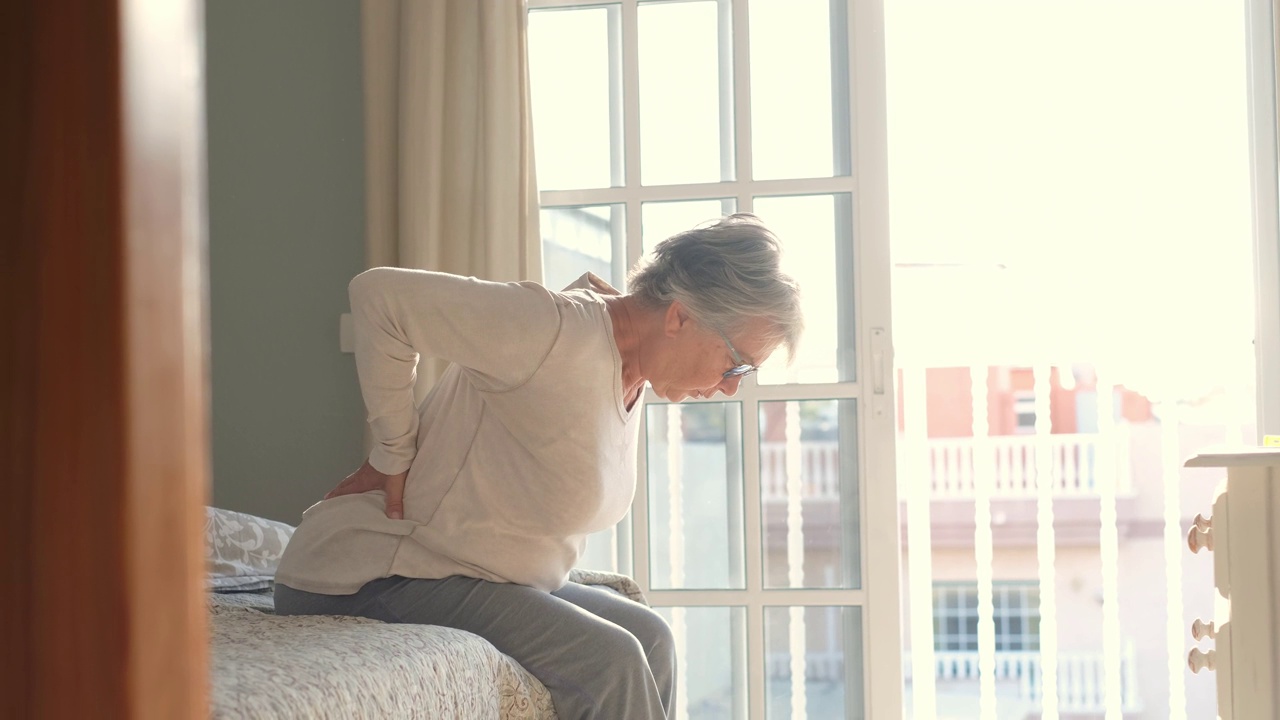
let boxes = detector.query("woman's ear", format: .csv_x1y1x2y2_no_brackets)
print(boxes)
664,300,691,337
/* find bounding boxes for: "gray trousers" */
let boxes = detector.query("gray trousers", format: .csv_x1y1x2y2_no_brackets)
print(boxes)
275,576,675,720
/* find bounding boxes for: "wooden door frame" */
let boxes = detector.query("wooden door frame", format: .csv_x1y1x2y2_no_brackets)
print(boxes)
2,1,209,717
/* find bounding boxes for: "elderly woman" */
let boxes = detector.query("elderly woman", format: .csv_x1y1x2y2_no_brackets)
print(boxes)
274,213,803,720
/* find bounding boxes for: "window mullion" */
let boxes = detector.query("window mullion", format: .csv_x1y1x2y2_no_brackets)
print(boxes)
726,401,746,595
742,393,763,595
829,0,853,177
620,0,641,192
717,0,736,182
742,388,766,720
616,0,646,277
611,207,629,290
747,603,766,720
631,379,652,593
526,0,603,8
1246,0,1280,437
606,5,625,188
731,0,753,206
539,175,859,209
618,0,650,591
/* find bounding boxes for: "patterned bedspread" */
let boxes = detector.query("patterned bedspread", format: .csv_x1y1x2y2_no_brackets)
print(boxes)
209,570,644,720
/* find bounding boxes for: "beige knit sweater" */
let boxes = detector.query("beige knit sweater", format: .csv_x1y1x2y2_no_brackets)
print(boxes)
276,269,642,594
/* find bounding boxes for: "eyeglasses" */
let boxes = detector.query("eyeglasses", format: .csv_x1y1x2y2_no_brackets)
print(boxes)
714,327,759,379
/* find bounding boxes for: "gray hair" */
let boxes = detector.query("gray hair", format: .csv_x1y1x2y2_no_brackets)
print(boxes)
627,213,803,361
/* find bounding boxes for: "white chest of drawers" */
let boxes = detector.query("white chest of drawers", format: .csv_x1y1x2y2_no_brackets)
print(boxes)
1185,448,1280,719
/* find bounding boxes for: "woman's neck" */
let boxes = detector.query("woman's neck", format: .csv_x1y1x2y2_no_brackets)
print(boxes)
604,295,648,398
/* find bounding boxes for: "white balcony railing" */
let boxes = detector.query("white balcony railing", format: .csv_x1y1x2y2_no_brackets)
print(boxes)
760,440,841,501
903,643,1142,714
766,650,845,683
760,430,1132,502
924,430,1133,499
766,645,1140,713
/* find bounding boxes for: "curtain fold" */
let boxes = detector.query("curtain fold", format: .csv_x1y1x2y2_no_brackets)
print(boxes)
362,0,541,396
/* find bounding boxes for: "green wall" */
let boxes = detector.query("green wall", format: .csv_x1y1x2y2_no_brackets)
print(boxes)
206,0,366,523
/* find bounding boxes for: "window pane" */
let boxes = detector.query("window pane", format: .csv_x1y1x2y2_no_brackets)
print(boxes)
749,0,847,179
642,199,737,256
656,606,747,720
753,194,853,384
528,6,621,190
766,606,863,719
639,0,733,185
761,399,860,589
541,204,625,292
648,402,745,590
577,512,628,575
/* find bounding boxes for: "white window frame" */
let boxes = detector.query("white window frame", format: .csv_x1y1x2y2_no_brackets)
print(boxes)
527,0,901,718
1247,0,1280,439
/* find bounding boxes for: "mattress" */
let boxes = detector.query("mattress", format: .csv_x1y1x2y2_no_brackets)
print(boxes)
209,592,555,719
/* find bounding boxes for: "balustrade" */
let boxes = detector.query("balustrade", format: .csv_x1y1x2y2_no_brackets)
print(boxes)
760,430,1132,501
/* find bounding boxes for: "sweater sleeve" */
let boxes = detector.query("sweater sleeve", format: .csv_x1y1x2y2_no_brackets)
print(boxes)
348,267,560,474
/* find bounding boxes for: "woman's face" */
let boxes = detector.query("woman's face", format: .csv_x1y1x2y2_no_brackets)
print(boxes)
647,304,776,402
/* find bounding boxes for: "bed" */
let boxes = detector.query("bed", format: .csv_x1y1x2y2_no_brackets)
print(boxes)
205,506,645,719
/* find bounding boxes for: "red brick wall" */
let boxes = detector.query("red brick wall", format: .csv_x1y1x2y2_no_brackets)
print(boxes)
895,364,1152,439
925,367,975,438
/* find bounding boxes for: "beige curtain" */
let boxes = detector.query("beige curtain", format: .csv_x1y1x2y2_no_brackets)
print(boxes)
362,0,541,396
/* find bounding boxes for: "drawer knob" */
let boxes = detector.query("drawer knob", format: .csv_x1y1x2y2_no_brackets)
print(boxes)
1193,513,1212,532
1192,618,1217,641
1188,647,1215,674
1188,526,1214,554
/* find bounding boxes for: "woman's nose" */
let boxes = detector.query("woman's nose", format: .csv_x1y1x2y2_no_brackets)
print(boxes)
716,374,744,397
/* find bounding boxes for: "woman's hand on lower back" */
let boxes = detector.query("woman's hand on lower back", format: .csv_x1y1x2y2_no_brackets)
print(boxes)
323,459,408,520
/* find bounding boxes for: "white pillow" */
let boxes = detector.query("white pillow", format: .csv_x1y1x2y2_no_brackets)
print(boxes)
205,506,295,592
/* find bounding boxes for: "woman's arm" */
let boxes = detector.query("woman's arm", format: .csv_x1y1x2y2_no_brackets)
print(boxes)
348,267,560,477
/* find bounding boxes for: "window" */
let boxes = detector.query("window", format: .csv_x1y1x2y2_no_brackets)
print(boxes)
1012,391,1036,435
527,1,898,718
932,583,1041,653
